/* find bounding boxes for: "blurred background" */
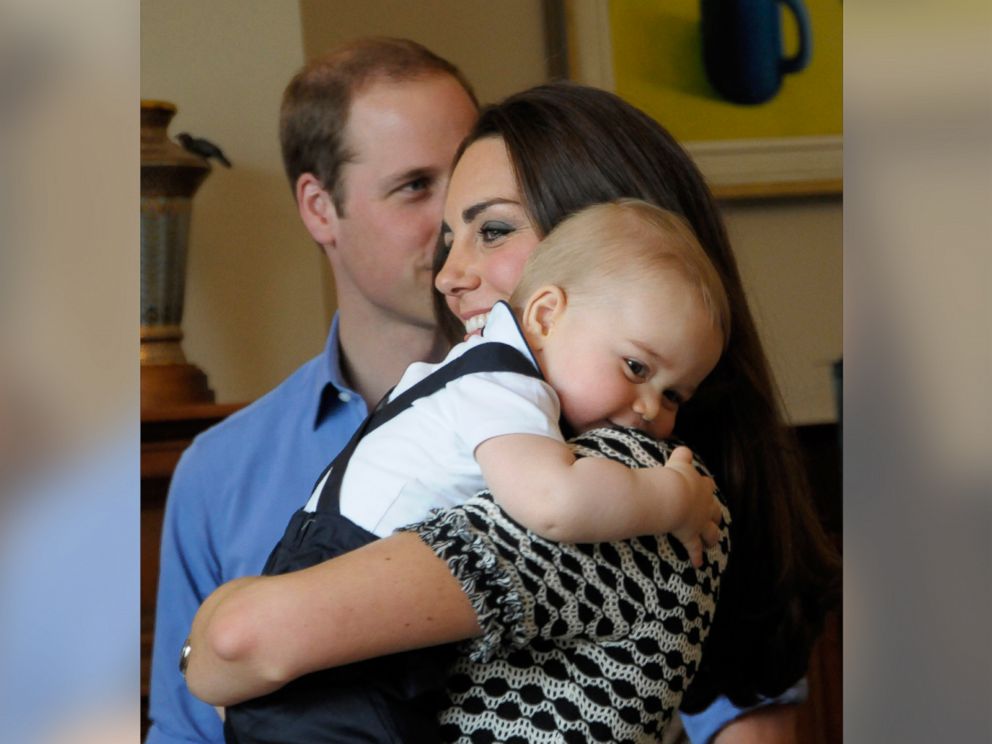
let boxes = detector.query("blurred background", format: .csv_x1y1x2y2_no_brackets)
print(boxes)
0,0,988,742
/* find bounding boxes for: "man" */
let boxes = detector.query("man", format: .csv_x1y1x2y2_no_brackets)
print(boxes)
145,38,478,744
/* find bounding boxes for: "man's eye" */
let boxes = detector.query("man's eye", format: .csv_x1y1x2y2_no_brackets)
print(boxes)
403,177,430,193
625,359,648,379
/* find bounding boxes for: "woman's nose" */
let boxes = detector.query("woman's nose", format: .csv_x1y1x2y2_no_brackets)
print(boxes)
435,242,479,297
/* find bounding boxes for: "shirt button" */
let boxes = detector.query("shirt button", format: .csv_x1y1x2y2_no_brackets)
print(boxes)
337,391,352,403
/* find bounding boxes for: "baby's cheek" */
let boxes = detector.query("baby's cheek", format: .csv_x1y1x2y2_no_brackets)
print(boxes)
646,413,675,441
558,395,593,432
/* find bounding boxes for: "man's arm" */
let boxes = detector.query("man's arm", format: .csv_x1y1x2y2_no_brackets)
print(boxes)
185,531,482,707
475,434,720,562
145,450,228,744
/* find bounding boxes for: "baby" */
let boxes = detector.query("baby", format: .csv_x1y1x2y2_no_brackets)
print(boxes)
218,199,731,743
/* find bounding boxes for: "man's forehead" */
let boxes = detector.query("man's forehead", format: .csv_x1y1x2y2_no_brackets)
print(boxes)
344,72,466,131
339,74,472,181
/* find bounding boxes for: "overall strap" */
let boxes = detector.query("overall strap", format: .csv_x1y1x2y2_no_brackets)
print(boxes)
314,342,541,513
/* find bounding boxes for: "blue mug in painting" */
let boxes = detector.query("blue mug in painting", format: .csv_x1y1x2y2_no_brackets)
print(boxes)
700,0,812,104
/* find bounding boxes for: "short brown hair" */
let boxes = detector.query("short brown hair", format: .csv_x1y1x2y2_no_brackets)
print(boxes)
279,37,476,213
509,200,731,349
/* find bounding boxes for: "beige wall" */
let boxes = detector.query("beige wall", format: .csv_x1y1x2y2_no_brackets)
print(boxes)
299,0,549,105
140,1,841,424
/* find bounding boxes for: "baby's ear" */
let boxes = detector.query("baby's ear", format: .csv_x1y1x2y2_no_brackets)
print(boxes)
521,285,566,349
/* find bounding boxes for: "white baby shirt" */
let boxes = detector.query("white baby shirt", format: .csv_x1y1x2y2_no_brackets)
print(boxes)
304,301,563,537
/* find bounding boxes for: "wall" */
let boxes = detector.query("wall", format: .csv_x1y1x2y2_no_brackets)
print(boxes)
140,1,841,424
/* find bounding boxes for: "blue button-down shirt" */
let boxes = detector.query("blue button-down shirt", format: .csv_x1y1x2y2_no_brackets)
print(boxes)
680,678,808,743
146,315,368,744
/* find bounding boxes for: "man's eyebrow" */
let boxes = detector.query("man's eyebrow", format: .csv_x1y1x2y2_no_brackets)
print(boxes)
462,198,519,223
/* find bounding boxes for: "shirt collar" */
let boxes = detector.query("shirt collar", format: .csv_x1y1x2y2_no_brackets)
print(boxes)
483,301,543,373
312,312,362,430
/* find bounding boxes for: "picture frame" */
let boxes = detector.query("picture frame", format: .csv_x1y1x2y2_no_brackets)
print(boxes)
553,0,842,200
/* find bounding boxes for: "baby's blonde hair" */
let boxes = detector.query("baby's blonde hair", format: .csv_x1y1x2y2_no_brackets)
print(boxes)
509,199,731,348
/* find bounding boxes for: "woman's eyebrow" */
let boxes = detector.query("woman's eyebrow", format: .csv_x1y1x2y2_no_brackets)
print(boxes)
462,198,518,224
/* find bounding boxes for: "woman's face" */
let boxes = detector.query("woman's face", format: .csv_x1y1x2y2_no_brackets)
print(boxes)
437,137,540,338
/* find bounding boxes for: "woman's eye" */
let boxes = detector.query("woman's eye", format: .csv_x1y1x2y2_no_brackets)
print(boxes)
479,222,513,243
625,359,648,379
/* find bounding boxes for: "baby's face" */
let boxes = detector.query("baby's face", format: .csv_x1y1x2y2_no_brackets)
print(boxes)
531,274,723,440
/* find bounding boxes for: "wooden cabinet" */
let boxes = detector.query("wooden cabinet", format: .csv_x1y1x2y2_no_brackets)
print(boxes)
141,403,243,736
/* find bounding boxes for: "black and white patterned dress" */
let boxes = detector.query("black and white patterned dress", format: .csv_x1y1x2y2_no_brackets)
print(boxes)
405,427,732,743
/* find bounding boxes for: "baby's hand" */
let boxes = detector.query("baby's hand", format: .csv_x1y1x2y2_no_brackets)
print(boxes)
664,446,722,568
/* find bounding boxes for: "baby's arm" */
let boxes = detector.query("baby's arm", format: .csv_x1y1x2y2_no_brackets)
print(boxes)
474,434,722,565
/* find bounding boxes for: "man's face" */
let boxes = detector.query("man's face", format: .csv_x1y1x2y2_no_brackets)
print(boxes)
329,74,477,330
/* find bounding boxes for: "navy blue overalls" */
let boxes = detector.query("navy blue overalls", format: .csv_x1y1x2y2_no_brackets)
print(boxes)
224,342,542,744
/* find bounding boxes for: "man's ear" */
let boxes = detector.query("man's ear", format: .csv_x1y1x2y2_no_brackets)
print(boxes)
296,173,339,251
521,285,567,350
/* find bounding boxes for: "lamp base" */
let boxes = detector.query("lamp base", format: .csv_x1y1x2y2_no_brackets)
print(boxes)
141,363,215,409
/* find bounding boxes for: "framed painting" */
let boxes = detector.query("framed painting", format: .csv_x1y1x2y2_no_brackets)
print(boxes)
558,0,843,199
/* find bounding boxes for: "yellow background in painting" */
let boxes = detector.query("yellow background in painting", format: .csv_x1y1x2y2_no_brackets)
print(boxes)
610,0,842,142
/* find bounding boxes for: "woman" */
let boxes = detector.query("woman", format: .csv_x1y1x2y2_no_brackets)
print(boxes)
187,83,838,742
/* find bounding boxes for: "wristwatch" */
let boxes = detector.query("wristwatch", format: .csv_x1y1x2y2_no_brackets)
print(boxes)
179,637,192,677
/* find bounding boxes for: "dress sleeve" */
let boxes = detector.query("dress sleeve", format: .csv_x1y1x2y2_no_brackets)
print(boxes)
402,426,731,662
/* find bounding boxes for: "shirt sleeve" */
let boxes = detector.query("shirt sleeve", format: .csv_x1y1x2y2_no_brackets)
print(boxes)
679,680,809,744
445,370,563,453
403,427,730,662
145,443,227,744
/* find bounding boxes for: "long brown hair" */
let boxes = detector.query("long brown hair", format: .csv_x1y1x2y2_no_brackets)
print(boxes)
433,81,839,709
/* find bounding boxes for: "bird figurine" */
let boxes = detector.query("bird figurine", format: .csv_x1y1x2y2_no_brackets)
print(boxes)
176,132,232,168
